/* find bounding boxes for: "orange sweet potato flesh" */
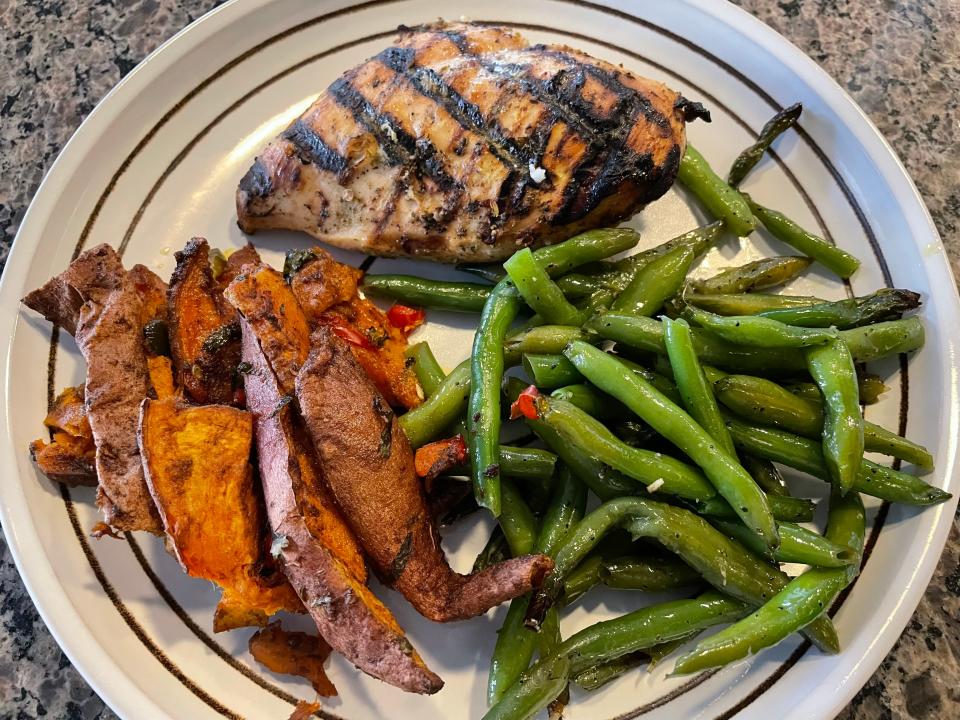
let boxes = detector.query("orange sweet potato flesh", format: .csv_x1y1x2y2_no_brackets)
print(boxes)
248,622,337,697
29,385,96,486
138,397,302,631
288,248,421,409
168,238,241,405
288,701,322,720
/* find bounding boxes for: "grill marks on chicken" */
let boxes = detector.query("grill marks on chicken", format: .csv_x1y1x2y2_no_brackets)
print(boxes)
237,22,701,261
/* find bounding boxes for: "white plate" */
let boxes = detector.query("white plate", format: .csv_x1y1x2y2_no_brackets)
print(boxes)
2,1,958,718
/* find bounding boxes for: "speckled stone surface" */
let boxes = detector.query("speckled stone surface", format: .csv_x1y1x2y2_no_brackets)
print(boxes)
0,1,957,718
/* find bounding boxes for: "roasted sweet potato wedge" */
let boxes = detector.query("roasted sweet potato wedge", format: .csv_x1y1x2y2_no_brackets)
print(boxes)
240,320,442,694
138,397,302,631
129,263,168,329
217,243,262,289
249,622,337,697
287,248,421,409
225,263,311,394
296,327,553,622
29,385,96,486
22,243,125,335
168,238,241,405
23,244,161,532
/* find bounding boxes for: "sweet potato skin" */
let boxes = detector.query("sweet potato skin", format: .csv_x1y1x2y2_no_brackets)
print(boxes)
296,328,553,622
288,248,421,409
138,398,302,631
248,622,337,697
21,244,125,335
78,270,161,533
30,385,97,486
217,243,262,289
168,238,240,405
240,321,442,693
22,245,162,532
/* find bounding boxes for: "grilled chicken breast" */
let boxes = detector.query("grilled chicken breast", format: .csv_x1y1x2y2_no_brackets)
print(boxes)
237,23,708,262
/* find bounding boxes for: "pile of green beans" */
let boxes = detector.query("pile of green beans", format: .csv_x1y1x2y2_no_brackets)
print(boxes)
386,113,947,715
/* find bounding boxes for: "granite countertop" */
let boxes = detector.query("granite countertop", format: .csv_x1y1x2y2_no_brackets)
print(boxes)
1,1,957,718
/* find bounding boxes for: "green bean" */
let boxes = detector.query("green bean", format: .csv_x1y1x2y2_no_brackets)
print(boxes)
674,489,864,674
716,373,824,437
557,591,749,671
482,652,571,720
550,384,630,420
572,652,649,691
697,494,816,524
537,468,588,556
678,145,756,236
362,275,490,312
611,244,698,316
471,231,634,515
746,195,861,278
556,223,725,300
758,289,922,329
532,228,641,276
687,292,824,316
600,554,702,591
400,359,471,447
487,592,748,720
503,325,589,365
711,520,855,567
555,272,605,299
685,305,838,348
525,498,837,651
522,354,583,389
405,342,446,397
499,447,558,480
807,339,864,495
646,636,696,668
692,256,813,294
534,395,717,501
726,417,950,505
500,478,538,556
664,317,736,457
609,222,725,277
825,486,868,579
488,599,535,705
716,374,933,469
456,263,505,284
744,455,789,496
505,248,586,325
449,447,557,482
469,279,521,516
474,525,509,572
727,103,803,187
562,553,604,604
488,469,586,704
526,417,637,501
857,374,890,405
788,375,889,406
587,314,924,374
563,342,777,548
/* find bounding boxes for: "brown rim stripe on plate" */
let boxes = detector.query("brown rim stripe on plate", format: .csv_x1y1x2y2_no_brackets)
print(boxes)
123,533,344,720
613,669,722,720
58,486,245,720
48,2,908,716
557,0,894,288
